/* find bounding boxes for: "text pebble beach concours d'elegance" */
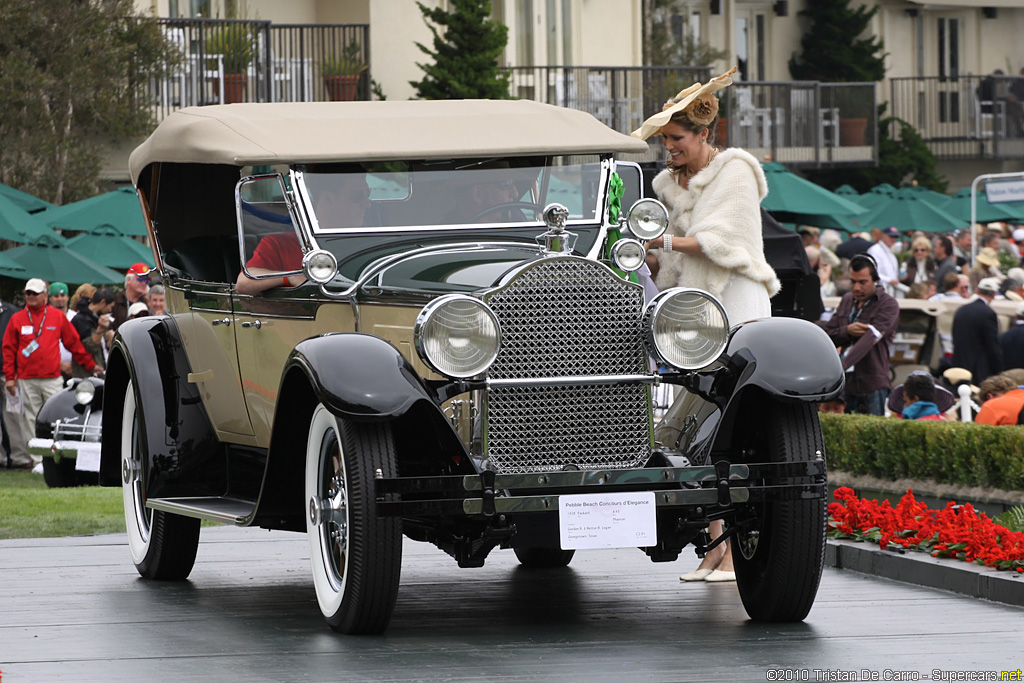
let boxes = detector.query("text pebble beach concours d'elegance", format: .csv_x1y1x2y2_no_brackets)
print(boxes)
765,669,1023,681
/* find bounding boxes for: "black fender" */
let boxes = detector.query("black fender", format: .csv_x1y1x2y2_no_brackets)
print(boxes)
99,316,222,496
35,378,103,440
683,316,843,461
254,332,469,530
288,332,440,420
724,317,844,402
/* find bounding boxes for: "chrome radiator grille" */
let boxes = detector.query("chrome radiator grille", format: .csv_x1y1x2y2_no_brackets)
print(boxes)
483,257,651,474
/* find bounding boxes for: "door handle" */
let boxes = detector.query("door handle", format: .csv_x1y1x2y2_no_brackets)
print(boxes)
211,317,231,326
240,320,262,329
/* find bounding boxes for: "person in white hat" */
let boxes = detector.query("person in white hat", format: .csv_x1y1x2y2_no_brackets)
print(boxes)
951,276,1004,385
633,67,779,584
1,278,103,469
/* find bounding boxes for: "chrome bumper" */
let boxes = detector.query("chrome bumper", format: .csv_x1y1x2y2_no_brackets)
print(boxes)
28,421,102,471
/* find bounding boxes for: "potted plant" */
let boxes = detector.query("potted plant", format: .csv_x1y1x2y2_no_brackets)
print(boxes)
322,42,367,102
206,24,255,103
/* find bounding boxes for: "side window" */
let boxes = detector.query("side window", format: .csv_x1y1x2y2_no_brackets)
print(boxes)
237,174,303,279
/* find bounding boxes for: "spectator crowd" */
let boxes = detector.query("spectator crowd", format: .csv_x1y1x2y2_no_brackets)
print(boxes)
807,220,1024,425
1,263,155,471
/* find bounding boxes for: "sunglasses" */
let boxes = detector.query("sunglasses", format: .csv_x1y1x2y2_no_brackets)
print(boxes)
24,290,43,296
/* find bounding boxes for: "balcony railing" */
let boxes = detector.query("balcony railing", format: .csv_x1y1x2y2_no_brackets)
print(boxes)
889,75,1024,160
504,67,877,168
152,18,370,120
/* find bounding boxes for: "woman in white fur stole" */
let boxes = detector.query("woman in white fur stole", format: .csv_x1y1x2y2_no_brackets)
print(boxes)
630,67,780,584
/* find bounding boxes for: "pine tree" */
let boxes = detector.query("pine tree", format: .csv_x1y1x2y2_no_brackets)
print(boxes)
788,0,885,82
411,0,510,100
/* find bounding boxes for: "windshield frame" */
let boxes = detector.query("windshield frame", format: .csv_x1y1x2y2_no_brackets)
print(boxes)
289,155,613,237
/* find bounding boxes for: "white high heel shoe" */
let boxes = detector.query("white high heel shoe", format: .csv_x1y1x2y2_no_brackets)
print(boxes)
679,568,714,581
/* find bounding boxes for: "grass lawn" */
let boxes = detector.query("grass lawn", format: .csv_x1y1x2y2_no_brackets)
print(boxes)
0,469,126,539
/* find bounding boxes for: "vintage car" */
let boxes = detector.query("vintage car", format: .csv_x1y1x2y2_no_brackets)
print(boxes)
100,100,844,634
29,377,103,487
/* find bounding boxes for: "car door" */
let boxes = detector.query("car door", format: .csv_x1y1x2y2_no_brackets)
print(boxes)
232,173,326,445
175,281,256,440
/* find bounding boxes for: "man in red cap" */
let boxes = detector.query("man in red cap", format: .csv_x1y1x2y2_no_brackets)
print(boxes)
112,262,150,330
2,278,102,469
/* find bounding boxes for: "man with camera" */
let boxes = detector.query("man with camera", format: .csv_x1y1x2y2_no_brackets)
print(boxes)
70,287,117,378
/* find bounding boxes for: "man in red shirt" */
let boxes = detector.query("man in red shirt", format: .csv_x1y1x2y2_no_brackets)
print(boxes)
2,278,102,468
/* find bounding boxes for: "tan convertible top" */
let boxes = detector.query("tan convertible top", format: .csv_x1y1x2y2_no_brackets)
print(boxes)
129,100,649,184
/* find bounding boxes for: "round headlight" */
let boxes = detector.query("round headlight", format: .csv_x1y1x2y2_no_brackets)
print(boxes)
626,198,669,241
610,238,646,273
644,288,729,370
415,295,501,379
75,380,96,406
303,249,338,284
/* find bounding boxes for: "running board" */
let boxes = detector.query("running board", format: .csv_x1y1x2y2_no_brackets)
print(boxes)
147,496,256,525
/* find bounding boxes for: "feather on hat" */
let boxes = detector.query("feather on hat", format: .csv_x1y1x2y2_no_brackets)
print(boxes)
631,67,738,141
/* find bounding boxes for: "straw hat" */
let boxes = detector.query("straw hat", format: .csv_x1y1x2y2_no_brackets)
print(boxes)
976,247,1000,268
631,67,738,141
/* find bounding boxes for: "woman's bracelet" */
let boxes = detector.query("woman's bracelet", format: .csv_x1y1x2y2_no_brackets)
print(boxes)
664,235,673,252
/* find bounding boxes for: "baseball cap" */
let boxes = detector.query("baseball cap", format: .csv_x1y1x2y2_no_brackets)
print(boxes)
882,226,900,238
24,278,47,294
128,302,150,317
1013,228,1024,243
49,282,68,296
127,263,151,280
977,277,1001,294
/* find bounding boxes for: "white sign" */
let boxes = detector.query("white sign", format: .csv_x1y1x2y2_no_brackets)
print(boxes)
985,179,1024,204
73,442,102,472
558,491,657,550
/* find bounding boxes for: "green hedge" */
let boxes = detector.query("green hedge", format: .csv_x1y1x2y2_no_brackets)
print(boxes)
820,413,1024,491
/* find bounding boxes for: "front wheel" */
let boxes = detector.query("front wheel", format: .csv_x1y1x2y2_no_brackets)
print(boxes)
513,547,575,568
306,404,402,634
732,401,826,622
121,380,200,580
42,456,79,488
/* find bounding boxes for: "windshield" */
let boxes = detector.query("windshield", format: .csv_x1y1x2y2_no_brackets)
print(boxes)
297,156,605,233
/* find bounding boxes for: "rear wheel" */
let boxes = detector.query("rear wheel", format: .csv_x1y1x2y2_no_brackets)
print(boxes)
732,401,826,622
306,404,401,634
121,380,200,580
513,547,575,568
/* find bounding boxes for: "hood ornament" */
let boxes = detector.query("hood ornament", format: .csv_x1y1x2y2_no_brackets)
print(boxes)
536,203,577,254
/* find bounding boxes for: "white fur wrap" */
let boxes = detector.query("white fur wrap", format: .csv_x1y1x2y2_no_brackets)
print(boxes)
651,148,780,299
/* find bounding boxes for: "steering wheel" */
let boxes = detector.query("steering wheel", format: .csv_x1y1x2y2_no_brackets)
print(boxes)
470,201,543,222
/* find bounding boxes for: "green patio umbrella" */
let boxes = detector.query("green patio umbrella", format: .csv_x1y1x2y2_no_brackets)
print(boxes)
0,250,26,273
833,184,860,197
759,161,866,227
0,233,123,284
789,212,865,232
44,186,147,237
896,184,951,210
64,224,153,270
854,191,965,233
0,182,54,214
854,183,898,208
945,187,1024,224
0,193,52,242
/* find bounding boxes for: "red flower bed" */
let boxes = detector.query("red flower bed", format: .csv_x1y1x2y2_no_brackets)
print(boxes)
828,486,1024,573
